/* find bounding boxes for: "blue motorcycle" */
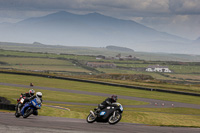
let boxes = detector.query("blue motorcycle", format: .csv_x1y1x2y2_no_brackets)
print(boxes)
15,97,42,118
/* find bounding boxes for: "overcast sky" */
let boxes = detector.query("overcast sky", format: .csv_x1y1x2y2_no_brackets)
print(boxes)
0,0,200,40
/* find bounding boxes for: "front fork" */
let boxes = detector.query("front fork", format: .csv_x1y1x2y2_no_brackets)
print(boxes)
112,111,116,117
15,103,21,112
90,110,96,117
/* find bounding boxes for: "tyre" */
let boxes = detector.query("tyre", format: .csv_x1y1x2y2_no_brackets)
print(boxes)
23,109,33,118
86,113,96,123
15,112,20,118
15,104,20,118
108,112,122,125
33,110,38,116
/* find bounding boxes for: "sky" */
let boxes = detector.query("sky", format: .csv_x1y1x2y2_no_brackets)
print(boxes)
0,0,200,40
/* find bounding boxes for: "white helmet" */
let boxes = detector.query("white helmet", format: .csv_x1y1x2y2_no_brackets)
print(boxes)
36,92,42,99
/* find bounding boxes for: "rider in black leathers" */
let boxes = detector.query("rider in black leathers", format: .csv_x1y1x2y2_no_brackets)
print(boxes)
96,95,118,113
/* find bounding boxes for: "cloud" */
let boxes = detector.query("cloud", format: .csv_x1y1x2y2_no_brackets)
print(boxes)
0,0,199,39
137,14,200,39
169,0,200,14
0,0,200,17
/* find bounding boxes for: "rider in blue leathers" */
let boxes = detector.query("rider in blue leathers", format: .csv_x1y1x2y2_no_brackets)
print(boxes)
16,89,35,114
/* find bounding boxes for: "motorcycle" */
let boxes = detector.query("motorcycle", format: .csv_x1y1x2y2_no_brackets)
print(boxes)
15,97,42,118
86,102,123,124
15,93,25,116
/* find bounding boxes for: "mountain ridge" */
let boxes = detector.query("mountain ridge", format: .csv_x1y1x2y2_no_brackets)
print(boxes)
0,11,198,54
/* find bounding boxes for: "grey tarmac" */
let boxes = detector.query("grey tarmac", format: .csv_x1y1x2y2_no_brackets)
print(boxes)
0,112,200,133
0,82,200,132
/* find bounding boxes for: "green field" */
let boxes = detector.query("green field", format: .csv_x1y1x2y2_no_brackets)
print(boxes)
0,73,200,104
0,49,200,96
1,50,200,85
0,73,200,127
0,56,92,74
1,42,200,62
0,42,200,127
0,48,200,127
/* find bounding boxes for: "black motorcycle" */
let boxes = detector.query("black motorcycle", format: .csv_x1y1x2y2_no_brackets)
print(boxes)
86,102,123,124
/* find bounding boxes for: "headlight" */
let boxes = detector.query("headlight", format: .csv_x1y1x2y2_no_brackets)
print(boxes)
120,105,123,111
36,105,41,109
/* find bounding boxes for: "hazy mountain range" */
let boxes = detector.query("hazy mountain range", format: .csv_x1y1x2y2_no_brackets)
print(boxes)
0,11,199,55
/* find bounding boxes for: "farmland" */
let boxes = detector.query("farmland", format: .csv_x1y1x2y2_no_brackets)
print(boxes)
0,73,200,127
0,49,200,87
0,45,200,127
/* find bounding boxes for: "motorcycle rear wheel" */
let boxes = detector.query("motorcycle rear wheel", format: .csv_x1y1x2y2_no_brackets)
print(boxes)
108,113,122,125
23,109,33,118
86,113,96,123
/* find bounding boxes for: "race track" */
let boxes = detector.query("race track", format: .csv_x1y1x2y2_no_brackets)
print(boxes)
0,82,199,109
0,112,200,133
0,82,200,132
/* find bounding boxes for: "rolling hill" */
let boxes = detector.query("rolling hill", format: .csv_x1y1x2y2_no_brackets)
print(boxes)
1,41,200,62
0,11,199,54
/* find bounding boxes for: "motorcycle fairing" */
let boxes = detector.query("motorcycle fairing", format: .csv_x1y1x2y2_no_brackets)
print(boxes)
20,98,41,115
20,102,33,115
96,107,115,121
31,98,41,109
100,111,106,116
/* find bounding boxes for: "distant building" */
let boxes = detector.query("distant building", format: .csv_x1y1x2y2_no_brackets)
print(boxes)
86,62,116,68
116,53,121,58
103,54,139,61
146,65,172,73
96,55,106,60
120,55,139,61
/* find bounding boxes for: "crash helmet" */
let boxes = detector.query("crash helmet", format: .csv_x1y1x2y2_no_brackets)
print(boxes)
29,89,35,96
36,92,42,99
111,95,118,102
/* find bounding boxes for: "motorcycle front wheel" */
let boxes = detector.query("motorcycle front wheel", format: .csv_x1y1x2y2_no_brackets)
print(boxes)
15,112,20,118
108,113,122,125
23,109,33,118
15,104,20,118
86,113,96,123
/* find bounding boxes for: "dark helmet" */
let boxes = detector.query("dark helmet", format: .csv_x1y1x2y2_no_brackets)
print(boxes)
111,95,118,102
29,89,35,96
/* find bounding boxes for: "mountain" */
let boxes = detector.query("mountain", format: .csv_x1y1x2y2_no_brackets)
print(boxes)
0,11,198,54
106,45,134,52
194,37,200,43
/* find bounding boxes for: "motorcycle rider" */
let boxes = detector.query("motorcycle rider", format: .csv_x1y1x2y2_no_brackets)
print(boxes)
95,95,118,114
16,89,35,114
30,92,43,116
30,92,43,102
30,82,34,87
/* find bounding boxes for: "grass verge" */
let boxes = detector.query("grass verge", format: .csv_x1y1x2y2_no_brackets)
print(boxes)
1,73,200,127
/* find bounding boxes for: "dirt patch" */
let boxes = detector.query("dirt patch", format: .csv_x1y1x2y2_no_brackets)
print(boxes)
94,74,154,81
0,97,11,104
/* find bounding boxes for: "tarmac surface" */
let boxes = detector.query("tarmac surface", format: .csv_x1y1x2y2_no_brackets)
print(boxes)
0,82,200,132
0,112,200,133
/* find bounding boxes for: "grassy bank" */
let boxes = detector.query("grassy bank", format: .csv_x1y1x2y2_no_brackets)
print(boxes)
0,73,200,104
0,73,200,127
